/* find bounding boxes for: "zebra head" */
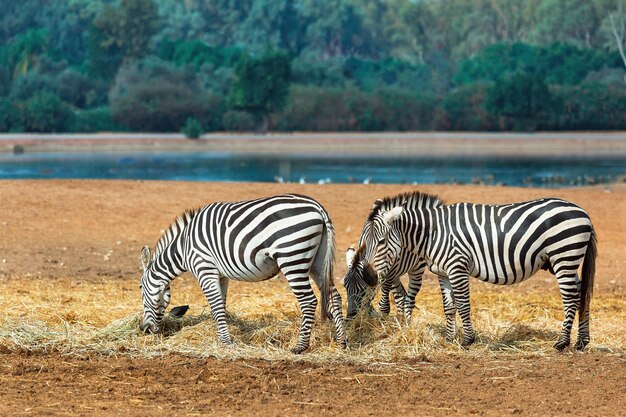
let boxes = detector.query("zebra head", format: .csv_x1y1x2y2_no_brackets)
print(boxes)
343,245,378,318
138,246,171,334
369,204,405,279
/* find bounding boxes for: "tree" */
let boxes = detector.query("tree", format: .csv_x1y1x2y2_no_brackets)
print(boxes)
91,0,159,65
228,50,292,132
486,73,554,131
22,92,73,132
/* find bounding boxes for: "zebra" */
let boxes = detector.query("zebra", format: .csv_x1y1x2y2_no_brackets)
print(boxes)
343,200,455,327
354,191,596,351
138,193,346,354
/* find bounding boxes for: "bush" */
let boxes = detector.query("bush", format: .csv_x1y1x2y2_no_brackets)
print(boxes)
182,117,203,139
22,92,73,132
70,107,124,132
222,110,256,132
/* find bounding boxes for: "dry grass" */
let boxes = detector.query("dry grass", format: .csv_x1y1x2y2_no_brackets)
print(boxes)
1,274,624,363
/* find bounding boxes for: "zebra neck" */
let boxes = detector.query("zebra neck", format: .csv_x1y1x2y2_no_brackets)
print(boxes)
153,233,189,280
403,205,439,257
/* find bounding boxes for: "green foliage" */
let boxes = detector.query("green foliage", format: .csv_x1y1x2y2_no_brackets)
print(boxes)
92,0,159,66
0,98,23,132
436,83,495,131
1,0,626,132
485,73,554,131
159,40,242,69
86,25,123,81
71,107,124,133
9,72,56,101
22,92,73,133
456,42,621,86
182,117,203,139
109,59,224,132
7,28,48,79
273,85,436,131
222,111,257,132
228,50,292,130
552,83,626,130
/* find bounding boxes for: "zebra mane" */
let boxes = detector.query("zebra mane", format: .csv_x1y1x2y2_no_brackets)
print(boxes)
367,191,443,221
153,208,198,258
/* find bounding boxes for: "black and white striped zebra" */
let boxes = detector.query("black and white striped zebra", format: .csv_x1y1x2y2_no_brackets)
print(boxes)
344,244,426,319
343,200,455,327
354,192,596,351
343,200,427,319
138,193,346,354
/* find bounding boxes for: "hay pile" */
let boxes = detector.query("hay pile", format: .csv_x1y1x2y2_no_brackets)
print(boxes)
1,275,624,363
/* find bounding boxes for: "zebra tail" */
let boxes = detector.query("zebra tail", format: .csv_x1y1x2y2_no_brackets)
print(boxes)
579,229,597,321
320,212,335,322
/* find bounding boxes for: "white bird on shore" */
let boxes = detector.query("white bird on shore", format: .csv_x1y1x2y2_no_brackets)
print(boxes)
274,176,284,183
317,177,331,185
299,177,306,184
363,177,372,185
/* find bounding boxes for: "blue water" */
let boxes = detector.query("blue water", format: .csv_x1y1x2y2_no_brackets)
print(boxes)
1,151,625,187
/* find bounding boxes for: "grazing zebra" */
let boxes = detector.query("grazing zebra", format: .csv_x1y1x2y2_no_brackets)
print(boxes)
343,200,454,327
344,245,426,319
138,193,346,354
354,192,596,351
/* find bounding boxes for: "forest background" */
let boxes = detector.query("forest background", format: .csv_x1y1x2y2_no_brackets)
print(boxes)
3,0,626,134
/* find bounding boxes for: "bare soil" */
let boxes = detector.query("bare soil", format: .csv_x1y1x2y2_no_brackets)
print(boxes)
1,352,624,416
1,180,625,416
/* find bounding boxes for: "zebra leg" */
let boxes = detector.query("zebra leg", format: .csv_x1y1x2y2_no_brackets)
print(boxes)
404,263,426,319
554,271,581,351
282,269,318,354
390,279,409,320
438,276,457,343
448,271,475,347
328,287,347,348
378,277,393,315
197,269,232,345
575,301,590,351
219,276,230,317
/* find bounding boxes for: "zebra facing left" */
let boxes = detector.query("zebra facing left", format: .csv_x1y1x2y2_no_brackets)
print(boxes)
138,193,346,354
353,191,597,351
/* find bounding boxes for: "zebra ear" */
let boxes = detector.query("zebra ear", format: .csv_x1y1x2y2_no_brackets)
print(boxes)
346,247,356,268
371,199,383,210
140,246,151,271
382,206,404,224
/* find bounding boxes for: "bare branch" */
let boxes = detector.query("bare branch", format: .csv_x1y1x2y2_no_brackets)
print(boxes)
609,13,626,71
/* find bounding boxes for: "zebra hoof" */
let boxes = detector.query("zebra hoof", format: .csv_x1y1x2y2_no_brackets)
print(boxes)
553,340,570,352
574,340,588,352
291,345,308,354
461,337,475,348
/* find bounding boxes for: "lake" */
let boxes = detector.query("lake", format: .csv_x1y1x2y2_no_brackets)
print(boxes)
1,151,625,187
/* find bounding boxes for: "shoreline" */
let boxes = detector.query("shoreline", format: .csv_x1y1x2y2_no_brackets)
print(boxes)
2,131,626,157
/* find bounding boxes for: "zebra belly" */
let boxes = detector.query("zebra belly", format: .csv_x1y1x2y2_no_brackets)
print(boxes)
216,252,281,282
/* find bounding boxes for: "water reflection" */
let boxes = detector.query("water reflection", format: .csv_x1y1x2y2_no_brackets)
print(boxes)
0,152,625,188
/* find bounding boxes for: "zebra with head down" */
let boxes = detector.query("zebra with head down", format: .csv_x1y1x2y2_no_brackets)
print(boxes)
349,192,596,350
343,200,457,333
138,193,346,354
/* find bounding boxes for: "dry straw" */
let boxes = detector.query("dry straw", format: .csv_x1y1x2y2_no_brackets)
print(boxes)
0,275,624,363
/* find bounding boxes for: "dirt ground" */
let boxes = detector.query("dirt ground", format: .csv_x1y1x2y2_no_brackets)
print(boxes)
1,180,625,416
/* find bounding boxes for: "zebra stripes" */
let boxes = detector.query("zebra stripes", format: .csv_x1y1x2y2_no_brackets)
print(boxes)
343,202,427,319
356,192,596,350
139,194,346,353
